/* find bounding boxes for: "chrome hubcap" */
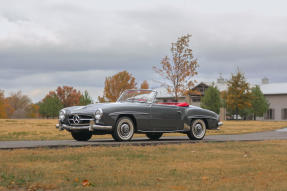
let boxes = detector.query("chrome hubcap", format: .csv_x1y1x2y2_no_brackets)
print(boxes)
116,118,135,140
193,122,205,138
120,123,130,136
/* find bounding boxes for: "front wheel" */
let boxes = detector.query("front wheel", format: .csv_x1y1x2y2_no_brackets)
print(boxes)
187,119,206,140
146,133,163,140
71,131,92,141
113,117,135,141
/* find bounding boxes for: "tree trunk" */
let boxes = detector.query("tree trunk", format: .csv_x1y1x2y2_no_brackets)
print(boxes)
236,107,239,120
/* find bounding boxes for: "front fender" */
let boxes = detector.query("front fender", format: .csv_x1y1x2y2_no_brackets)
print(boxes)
184,107,219,129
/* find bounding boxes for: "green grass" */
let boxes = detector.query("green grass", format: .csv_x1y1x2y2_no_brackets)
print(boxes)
0,140,287,190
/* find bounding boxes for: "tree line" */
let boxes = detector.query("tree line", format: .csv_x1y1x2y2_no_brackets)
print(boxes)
0,76,150,119
0,87,93,119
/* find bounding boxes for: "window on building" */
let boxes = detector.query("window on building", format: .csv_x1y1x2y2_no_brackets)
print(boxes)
197,86,206,94
265,109,275,120
191,97,201,102
282,108,287,120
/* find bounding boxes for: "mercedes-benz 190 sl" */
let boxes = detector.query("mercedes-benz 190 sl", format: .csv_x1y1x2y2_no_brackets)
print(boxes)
56,89,222,141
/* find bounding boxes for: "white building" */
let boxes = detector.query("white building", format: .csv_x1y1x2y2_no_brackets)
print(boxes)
260,82,287,120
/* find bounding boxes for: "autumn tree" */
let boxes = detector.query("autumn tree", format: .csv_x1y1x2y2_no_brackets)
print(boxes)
153,34,198,101
80,90,93,105
39,94,63,118
226,70,252,120
54,86,82,107
140,80,149,89
0,90,7,118
200,85,221,114
3,99,14,118
250,85,269,120
26,104,40,118
6,91,32,118
98,71,137,102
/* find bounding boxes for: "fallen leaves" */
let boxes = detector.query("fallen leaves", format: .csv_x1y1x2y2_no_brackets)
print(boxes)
82,179,90,187
201,176,209,181
73,178,94,187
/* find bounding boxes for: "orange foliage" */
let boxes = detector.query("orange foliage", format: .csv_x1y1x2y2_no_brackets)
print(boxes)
3,99,14,118
99,71,137,102
0,90,15,118
46,86,82,107
226,70,252,117
0,91,7,118
140,80,149,89
56,86,82,107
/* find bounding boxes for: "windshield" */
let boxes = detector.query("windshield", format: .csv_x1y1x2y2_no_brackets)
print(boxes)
117,90,156,103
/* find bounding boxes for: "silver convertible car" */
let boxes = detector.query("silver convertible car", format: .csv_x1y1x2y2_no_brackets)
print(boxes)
56,89,222,141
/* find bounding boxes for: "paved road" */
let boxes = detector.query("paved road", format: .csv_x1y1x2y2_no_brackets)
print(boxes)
1,129,287,149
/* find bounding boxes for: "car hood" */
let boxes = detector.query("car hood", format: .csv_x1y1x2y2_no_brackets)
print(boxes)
64,102,138,115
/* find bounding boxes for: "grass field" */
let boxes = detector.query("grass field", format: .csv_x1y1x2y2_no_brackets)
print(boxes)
0,140,287,191
0,119,286,141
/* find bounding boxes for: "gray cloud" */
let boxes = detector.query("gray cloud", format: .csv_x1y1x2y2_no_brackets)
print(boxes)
0,0,287,101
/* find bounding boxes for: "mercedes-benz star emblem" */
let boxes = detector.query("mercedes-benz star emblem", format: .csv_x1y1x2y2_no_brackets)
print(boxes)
73,115,80,124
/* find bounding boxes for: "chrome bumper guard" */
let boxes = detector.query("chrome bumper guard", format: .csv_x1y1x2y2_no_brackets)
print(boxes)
56,121,112,131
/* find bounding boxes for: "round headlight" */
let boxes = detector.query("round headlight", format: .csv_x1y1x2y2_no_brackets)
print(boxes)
59,110,66,121
95,108,103,120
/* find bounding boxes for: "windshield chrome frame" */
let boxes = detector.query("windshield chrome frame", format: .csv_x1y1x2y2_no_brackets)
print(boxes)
117,89,157,104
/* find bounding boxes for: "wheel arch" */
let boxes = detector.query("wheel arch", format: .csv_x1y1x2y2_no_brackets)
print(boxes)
116,114,137,131
190,118,208,127
188,116,209,128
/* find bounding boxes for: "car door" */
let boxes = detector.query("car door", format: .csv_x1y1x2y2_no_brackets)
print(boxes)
149,104,182,131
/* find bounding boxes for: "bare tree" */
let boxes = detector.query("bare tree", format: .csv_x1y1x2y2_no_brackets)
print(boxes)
6,91,32,118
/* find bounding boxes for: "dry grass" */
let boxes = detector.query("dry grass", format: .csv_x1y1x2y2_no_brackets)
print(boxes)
0,119,286,141
0,140,287,190
0,119,70,141
207,120,287,135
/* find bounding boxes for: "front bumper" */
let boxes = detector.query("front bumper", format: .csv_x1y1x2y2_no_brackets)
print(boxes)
216,121,223,130
56,122,112,131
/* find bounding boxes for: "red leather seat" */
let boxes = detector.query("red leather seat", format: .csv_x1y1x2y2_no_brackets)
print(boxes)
158,102,189,107
176,102,189,107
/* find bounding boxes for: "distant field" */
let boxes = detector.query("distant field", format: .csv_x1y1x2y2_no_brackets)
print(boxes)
0,140,287,191
0,119,286,141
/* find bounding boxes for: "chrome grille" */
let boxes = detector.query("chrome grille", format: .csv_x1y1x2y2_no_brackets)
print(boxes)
68,114,93,126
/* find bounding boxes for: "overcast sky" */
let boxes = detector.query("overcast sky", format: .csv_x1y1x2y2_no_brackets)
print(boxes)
0,0,286,102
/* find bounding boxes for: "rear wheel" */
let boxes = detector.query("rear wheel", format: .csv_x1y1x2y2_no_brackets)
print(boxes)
71,131,92,141
187,119,206,140
146,133,163,140
113,117,135,141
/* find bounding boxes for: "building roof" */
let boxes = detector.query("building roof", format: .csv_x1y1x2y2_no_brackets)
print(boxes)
204,82,228,92
260,83,287,95
206,81,287,95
